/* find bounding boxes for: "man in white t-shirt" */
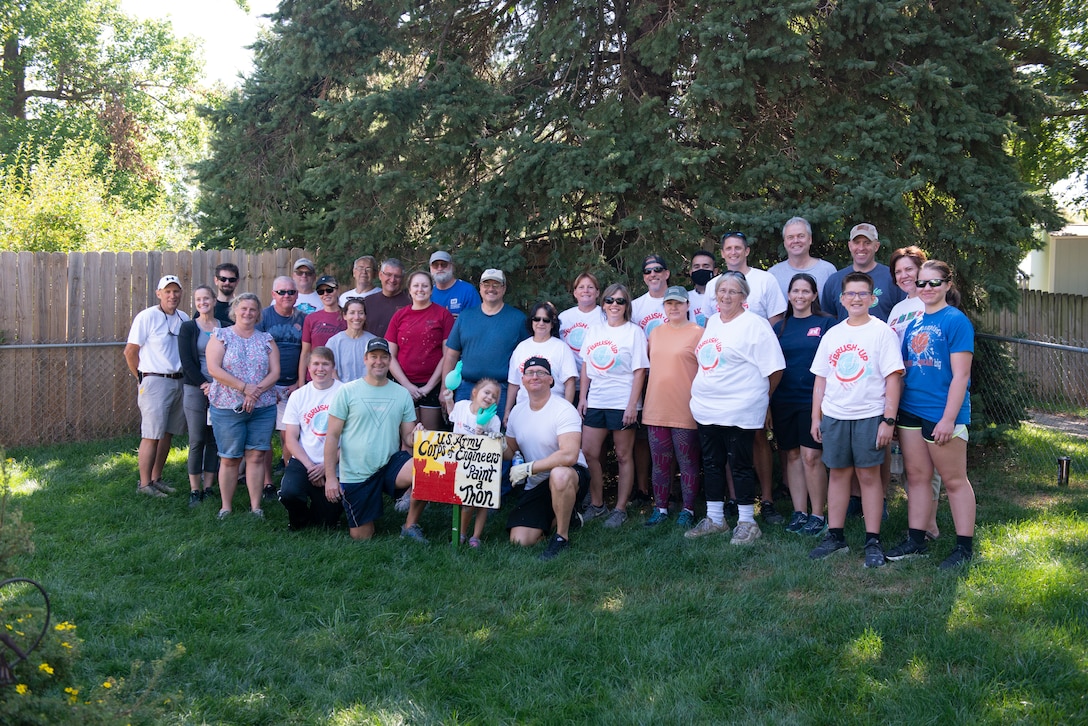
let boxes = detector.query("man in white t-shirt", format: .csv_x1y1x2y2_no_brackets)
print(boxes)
338,255,380,307
280,346,344,531
631,254,671,335
506,357,590,561
124,275,191,498
292,258,322,314
687,250,717,327
768,216,838,297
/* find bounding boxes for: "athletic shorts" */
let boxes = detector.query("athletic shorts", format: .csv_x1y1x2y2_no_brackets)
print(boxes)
340,450,412,529
506,465,590,533
897,410,969,444
820,414,885,469
583,408,635,431
771,402,820,451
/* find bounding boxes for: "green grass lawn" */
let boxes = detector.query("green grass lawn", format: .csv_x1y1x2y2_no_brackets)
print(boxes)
4,434,1087,724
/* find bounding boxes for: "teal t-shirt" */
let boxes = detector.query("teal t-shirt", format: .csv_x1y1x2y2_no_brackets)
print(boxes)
329,379,416,483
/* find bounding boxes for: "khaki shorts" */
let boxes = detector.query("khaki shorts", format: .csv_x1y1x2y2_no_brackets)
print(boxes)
138,375,186,439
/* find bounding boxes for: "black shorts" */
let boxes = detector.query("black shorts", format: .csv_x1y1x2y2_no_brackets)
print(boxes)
413,384,442,409
897,410,969,444
583,407,636,431
770,402,821,451
506,465,590,532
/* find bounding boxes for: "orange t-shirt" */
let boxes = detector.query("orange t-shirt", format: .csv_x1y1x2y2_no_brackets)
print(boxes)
643,322,702,429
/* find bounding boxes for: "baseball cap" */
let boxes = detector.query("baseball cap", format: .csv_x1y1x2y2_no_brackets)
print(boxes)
316,275,338,289
480,269,505,284
366,338,391,354
429,251,453,265
663,285,689,303
293,258,316,271
642,254,668,271
523,356,552,375
157,275,181,290
849,223,879,242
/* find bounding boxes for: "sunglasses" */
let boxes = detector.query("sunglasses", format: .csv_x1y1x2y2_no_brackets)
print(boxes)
721,230,747,241
294,270,315,276
217,276,237,283
721,270,746,280
531,316,553,323
273,289,298,296
915,279,947,288
603,297,628,306
317,287,337,295
643,266,666,275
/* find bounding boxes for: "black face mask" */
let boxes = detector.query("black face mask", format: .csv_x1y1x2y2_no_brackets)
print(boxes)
691,269,714,287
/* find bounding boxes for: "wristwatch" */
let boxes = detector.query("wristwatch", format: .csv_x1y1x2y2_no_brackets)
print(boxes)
881,416,897,427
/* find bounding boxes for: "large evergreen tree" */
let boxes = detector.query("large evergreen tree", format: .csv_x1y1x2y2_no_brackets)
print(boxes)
197,0,1063,309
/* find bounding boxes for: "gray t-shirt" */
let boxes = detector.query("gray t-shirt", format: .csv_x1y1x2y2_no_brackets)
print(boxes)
769,258,838,297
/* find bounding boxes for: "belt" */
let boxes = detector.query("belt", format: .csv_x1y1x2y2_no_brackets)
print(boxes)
142,372,183,379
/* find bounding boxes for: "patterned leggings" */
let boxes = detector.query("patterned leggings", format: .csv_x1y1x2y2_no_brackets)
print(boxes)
647,425,701,511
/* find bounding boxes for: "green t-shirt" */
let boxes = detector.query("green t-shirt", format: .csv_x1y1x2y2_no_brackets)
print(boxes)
329,379,416,483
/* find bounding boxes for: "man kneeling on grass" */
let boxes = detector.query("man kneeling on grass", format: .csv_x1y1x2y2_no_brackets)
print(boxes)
808,272,904,568
505,357,591,561
323,338,421,540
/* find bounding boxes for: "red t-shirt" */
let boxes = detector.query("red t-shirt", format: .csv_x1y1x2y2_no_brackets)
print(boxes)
386,304,455,383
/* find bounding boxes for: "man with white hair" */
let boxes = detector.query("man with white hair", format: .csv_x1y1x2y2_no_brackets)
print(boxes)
429,250,480,318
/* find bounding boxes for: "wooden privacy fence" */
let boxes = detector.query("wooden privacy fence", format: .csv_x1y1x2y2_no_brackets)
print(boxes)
0,248,313,449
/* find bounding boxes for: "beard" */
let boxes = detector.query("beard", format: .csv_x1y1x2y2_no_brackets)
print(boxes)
433,270,454,286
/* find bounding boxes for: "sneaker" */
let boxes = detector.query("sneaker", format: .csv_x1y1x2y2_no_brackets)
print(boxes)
539,534,570,561
731,521,762,545
938,544,973,570
603,508,628,529
761,500,785,525
809,534,849,560
468,536,481,549
644,510,669,527
203,486,215,500
137,484,166,498
799,515,826,537
863,537,886,568
582,504,609,522
683,517,730,539
786,511,809,533
217,509,231,520
676,510,695,529
188,491,202,508
150,479,177,495
262,485,277,501
251,508,264,519
394,489,412,514
401,523,429,544
569,510,583,532
885,537,929,561
846,495,863,518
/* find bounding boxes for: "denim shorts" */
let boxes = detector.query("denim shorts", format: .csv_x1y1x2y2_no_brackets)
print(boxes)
210,404,277,459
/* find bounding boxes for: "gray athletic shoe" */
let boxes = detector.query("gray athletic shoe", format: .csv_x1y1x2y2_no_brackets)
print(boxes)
582,503,609,522
602,508,628,529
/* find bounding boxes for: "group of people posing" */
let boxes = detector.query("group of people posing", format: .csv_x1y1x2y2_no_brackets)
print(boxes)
124,218,977,567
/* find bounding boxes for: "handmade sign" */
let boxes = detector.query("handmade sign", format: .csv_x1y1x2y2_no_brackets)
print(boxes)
412,431,503,509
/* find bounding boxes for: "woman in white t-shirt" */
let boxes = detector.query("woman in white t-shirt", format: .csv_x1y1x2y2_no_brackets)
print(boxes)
578,283,649,529
686,271,785,545
504,301,578,421
558,272,605,402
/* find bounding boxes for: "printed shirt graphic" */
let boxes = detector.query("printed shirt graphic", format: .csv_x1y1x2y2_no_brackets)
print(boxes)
887,296,924,344
581,322,649,410
558,306,605,374
283,379,344,462
632,292,667,335
810,317,904,420
900,306,974,425
329,379,416,483
507,336,578,405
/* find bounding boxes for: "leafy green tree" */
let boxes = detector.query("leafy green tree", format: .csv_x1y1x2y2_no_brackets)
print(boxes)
197,0,1063,310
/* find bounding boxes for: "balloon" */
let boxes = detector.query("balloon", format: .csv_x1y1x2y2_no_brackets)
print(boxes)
444,360,463,391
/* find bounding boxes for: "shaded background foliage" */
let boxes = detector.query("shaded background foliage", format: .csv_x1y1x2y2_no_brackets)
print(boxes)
196,0,1065,309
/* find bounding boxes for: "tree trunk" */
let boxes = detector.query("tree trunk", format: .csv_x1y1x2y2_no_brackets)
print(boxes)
3,36,26,119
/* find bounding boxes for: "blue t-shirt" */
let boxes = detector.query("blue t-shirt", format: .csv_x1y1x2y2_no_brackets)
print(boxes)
900,306,974,425
256,306,306,385
445,304,529,383
431,279,482,318
821,263,904,322
771,314,836,407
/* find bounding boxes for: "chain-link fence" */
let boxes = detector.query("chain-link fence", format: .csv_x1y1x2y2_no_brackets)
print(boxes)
973,333,1087,484
0,342,138,449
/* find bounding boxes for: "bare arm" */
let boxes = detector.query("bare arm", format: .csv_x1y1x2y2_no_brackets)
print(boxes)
623,368,646,426
323,415,344,501
297,342,311,390
810,375,826,444
124,343,141,378
563,377,575,403
526,431,582,473
877,371,903,448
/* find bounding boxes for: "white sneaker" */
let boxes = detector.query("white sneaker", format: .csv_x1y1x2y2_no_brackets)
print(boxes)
683,517,730,539
394,489,411,513
730,521,763,545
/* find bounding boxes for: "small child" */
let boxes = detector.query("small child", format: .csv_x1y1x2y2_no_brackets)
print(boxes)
451,378,504,547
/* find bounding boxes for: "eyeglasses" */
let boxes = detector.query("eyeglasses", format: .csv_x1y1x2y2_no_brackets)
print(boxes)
294,270,315,276
523,369,550,378
915,279,947,288
643,266,665,275
273,289,298,296
841,291,873,299
217,276,237,283
317,287,336,295
719,289,746,296
531,316,553,323
603,297,628,305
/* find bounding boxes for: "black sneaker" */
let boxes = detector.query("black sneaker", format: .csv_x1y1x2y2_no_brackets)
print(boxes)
761,500,785,526
863,537,886,568
809,534,849,560
569,510,583,532
786,511,809,533
539,534,570,561
203,486,215,500
188,491,202,508
262,484,277,501
885,537,929,561
938,544,973,570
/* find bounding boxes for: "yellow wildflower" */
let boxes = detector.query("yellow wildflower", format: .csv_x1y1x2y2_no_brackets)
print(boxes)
102,680,112,689
39,662,54,675
65,687,79,695
54,621,77,632
61,641,72,649
16,683,29,695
